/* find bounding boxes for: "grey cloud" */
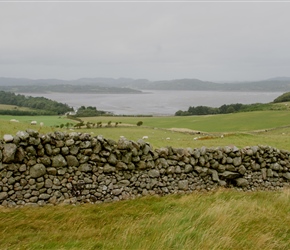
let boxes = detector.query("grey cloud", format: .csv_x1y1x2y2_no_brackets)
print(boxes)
0,2,290,81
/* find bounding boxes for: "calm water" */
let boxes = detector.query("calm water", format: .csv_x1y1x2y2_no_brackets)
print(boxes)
24,90,283,116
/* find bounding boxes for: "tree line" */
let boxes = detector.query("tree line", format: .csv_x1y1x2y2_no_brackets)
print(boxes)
175,103,272,116
74,106,108,117
0,91,73,115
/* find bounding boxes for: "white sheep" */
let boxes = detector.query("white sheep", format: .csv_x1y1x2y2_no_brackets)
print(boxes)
10,119,19,122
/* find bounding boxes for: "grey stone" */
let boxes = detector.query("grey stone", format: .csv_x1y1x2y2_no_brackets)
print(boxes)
80,141,91,149
39,156,51,166
143,145,151,155
226,157,233,164
66,155,79,167
157,147,169,157
184,164,193,173
209,169,219,182
2,144,17,163
238,165,247,175
167,166,175,174
235,178,249,187
283,172,290,180
36,182,44,189
233,157,242,167
70,145,79,155
267,168,273,177
219,171,240,179
104,164,116,173
61,147,70,155
252,163,260,171
39,194,51,200
226,164,236,172
118,138,132,150
78,163,92,172
137,161,147,169
112,189,123,195
122,152,132,164
261,168,267,180
175,166,181,174
57,168,66,175
16,131,30,141
218,165,226,173
218,180,227,186
199,156,206,166
45,179,53,188
271,163,281,171
178,180,188,190
52,155,67,168
148,169,160,178
116,161,128,170
44,144,53,155
3,134,14,143
108,154,117,165
8,177,15,185
49,196,58,204
118,180,130,187
30,164,46,178
65,139,75,147
47,167,57,175
0,192,8,200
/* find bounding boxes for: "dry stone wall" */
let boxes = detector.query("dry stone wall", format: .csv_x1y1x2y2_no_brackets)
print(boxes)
0,130,290,207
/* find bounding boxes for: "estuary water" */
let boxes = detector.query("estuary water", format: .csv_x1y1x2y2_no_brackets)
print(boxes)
23,90,283,116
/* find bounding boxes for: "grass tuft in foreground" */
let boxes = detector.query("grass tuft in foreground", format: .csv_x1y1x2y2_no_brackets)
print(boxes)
0,189,289,250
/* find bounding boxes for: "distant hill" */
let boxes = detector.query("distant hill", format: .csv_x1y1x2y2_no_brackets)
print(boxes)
132,78,290,92
0,77,143,94
1,76,290,92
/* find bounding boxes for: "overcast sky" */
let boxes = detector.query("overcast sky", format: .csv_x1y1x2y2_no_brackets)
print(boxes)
1,1,290,82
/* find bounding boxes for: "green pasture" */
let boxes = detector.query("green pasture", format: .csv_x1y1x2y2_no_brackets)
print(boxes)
0,104,32,111
0,115,75,127
82,110,290,133
78,126,290,151
1,110,290,150
0,116,76,138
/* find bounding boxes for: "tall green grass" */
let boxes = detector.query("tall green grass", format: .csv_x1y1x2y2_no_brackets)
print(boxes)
0,189,289,250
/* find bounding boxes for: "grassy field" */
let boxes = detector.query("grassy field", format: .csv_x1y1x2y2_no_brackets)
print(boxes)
1,110,290,150
0,104,33,111
0,109,290,250
0,189,289,250
81,110,290,133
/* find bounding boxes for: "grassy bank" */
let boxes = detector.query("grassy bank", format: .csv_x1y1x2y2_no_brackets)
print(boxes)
0,189,289,250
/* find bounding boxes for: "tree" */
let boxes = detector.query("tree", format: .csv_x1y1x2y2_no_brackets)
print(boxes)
137,121,143,126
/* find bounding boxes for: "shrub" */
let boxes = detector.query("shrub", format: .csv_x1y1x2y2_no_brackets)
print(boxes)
137,121,143,126
274,92,290,103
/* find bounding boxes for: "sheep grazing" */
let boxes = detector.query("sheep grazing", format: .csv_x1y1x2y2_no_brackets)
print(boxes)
10,119,19,123
142,136,149,139
31,121,37,125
